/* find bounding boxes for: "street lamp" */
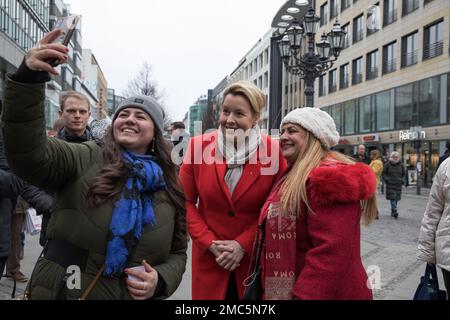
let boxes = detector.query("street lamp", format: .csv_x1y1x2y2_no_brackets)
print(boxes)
276,6,346,108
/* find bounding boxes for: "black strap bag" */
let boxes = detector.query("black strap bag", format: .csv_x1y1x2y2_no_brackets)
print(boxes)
413,264,447,300
242,221,266,300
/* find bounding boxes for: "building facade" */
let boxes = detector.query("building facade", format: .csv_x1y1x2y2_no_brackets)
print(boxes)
82,49,108,120
228,29,273,130
188,95,208,136
315,0,450,186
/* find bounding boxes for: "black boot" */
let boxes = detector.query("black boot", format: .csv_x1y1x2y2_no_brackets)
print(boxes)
393,209,398,219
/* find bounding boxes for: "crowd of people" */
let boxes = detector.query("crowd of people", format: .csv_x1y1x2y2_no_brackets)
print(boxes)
0,29,449,300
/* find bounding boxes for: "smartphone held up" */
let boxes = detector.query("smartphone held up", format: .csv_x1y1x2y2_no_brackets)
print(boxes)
47,15,80,67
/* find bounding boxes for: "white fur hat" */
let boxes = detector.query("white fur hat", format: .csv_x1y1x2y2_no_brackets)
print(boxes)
280,107,340,149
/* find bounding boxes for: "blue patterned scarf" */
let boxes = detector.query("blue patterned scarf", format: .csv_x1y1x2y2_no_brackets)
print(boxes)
104,150,166,277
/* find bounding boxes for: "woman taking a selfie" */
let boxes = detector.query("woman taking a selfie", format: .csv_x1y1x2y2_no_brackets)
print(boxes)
248,107,377,300
1,30,187,300
179,81,286,300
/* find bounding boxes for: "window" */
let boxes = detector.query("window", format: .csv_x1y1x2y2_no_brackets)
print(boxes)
341,23,349,49
359,96,372,133
418,76,440,127
264,72,268,89
395,83,415,129
329,69,337,93
352,57,363,85
423,20,443,60
330,0,338,19
353,14,364,43
343,100,356,134
319,75,327,97
401,31,418,67
340,63,349,89
367,3,380,36
383,0,397,26
341,0,351,12
382,41,396,74
330,105,342,134
402,0,419,17
366,50,378,80
375,91,391,130
320,2,328,26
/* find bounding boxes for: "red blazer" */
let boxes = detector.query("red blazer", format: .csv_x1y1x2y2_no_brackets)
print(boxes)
179,131,287,300
259,161,376,300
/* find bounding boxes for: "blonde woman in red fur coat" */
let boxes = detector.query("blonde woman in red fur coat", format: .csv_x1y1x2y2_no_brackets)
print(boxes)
247,107,378,300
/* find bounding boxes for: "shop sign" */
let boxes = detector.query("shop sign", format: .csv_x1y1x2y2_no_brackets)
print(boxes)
399,128,426,141
363,134,379,142
339,139,350,145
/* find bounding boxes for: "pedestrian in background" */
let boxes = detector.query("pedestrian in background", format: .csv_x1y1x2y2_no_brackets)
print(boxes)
382,151,405,219
417,157,450,299
249,107,377,300
353,144,370,165
437,141,450,169
381,150,390,194
179,81,287,300
369,150,383,191
169,121,190,163
2,29,187,299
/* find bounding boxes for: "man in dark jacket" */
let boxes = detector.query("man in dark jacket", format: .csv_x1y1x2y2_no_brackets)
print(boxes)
353,144,370,164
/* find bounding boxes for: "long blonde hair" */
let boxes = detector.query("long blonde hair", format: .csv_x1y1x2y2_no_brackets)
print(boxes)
280,130,377,226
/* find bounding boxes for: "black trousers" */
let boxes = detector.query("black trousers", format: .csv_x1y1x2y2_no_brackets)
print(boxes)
443,269,450,300
0,257,7,281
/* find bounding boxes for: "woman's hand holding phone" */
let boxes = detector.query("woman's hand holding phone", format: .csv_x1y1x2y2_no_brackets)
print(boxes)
25,29,69,76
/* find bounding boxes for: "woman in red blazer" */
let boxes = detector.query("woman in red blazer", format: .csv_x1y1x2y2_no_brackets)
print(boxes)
248,107,377,300
179,81,286,300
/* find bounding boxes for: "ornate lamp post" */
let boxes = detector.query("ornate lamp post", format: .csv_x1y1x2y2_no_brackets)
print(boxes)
276,6,346,108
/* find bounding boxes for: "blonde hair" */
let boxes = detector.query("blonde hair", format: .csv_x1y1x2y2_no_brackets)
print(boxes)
59,91,90,111
370,149,381,160
281,129,377,226
222,81,266,115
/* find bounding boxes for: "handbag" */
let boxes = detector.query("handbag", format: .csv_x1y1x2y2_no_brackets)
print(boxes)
413,264,447,300
242,220,266,300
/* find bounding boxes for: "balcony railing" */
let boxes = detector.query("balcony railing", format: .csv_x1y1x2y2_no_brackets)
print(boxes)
401,50,418,67
352,73,363,85
340,75,349,89
423,41,443,60
383,9,397,26
366,66,378,80
402,0,419,16
353,29,364,44
383,58,397,74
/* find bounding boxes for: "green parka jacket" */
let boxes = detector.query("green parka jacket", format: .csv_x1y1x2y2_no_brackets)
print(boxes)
2,76,187,300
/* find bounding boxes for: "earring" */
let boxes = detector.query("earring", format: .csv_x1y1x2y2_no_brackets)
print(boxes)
151,139,156,153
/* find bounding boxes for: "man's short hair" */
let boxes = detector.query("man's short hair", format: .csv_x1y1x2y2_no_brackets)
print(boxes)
171,122,185,130
59,91,90,111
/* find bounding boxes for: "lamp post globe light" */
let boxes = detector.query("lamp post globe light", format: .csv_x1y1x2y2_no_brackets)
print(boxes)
273,1,346,108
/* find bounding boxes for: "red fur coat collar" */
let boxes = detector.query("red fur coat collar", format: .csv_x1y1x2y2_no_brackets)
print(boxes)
308,161,376,207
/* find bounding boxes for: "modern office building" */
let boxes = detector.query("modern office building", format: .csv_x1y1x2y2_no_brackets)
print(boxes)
107,88,125,116
315,0,450,186
188,95,208,136
82,49,108,120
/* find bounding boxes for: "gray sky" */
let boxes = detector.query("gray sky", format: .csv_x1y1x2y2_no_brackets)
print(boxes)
67,0,286,121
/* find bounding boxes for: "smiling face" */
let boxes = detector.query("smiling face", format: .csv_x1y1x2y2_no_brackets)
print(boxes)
113,107,155,154
219,94,259,141
280,123,308,165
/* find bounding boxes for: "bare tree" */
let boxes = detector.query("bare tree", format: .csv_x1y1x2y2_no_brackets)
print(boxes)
123,62,172,132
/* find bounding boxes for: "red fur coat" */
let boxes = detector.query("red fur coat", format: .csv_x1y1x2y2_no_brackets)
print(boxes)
259,160,376,300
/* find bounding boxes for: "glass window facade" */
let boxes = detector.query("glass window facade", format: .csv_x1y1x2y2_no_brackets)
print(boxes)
352,57,363,85
323,74,445,137
401,31,418,67
0,0,49,51
383,0,397,26
383,41,396,74
366,50,378,80
329,69,337,93
340,63,349,89
353,14,364,43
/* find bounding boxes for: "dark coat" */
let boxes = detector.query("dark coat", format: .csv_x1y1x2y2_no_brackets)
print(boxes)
382,161,405,201
2,76,187,300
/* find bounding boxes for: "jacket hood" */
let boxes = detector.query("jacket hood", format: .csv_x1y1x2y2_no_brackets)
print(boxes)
308,162,376,207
